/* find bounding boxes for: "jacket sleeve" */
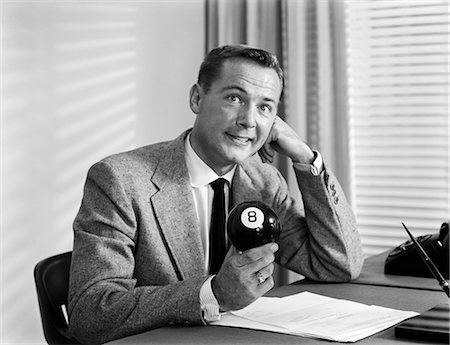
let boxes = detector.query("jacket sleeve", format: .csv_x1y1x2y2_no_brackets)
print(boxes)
273,162,364,282
68,161,205,345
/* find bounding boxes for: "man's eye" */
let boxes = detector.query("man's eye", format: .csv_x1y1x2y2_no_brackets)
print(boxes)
259,104,272,113
227,95,241,103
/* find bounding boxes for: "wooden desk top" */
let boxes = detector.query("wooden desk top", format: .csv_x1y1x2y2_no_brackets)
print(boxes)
354,250,443,292
106,250,450,344
108,280,448,345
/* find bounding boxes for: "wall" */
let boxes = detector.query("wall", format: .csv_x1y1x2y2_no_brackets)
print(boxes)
1,0,205,343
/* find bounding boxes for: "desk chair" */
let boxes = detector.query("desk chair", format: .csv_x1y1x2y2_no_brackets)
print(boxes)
34,252,80,344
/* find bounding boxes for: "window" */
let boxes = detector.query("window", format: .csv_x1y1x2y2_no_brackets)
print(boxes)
344,0,449,256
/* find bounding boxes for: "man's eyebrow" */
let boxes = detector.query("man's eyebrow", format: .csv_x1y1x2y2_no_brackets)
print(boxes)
262,96,276,104
220,85,277,104
220,85,247,94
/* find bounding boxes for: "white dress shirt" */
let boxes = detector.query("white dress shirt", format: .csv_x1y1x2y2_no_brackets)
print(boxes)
184,133,235,322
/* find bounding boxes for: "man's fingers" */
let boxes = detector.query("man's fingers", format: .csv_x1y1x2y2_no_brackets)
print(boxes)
234,242,278,266
258,262,275,278
236,243,279,270
257,275,274,291
258,144,274,163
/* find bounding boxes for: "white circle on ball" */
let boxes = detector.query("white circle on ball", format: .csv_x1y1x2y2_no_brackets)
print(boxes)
241,207,265,229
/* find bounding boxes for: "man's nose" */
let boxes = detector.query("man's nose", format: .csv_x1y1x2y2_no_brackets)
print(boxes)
237,104,256,128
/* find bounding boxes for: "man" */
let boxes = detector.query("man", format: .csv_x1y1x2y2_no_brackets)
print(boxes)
68,45,363,344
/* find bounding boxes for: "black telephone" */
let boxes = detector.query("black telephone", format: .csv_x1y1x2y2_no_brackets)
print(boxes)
385,222,449,279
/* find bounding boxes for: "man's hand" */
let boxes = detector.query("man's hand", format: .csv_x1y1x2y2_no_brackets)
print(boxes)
211,242,279,312
258,116,315,164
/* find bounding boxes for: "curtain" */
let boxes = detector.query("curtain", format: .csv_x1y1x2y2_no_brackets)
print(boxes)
206,0,282,56
205,0,348,285
283,0,351,197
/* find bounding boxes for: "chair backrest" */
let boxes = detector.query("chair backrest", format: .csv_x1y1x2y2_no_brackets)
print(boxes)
34,252,80,344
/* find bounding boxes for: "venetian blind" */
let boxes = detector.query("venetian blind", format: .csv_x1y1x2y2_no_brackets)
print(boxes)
344,0,449,256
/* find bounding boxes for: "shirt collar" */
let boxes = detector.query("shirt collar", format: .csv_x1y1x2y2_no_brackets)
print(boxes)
185,132,235,188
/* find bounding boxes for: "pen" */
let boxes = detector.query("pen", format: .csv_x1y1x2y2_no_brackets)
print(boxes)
402,222,449,298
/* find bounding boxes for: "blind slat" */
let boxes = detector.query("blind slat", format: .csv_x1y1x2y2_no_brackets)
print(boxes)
347,14,449,27
349,41,449,53
349,106,448,114
347,24,449,37
356,189,449,199
351,126,448,135
350,85,448,96
352,138,448,146
348,1,447,11
348,4,448,18
349,96,448,105
354,178,445,189
349,54,449,65
355,158,448,168
352,115,448,125
365,34,449,46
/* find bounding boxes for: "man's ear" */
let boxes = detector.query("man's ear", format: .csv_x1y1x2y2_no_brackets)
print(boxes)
189,83,202,114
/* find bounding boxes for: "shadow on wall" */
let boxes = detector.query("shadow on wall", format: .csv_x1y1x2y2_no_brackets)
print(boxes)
2,2,138,342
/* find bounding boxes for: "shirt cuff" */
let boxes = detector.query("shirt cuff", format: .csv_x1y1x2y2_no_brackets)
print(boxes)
200,275,221,323
293,150,324,175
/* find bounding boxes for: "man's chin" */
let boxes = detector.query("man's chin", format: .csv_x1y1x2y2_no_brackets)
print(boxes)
228,149,258,164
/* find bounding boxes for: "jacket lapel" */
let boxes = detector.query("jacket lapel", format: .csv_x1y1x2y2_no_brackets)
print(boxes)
231,163,256,209
150,132,205,280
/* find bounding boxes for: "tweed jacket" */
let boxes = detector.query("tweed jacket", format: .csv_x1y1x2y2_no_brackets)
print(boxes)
68,130,363,344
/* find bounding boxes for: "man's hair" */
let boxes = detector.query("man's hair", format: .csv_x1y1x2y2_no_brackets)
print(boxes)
197,45,284,93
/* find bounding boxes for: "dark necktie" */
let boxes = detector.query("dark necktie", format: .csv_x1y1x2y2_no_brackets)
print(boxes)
209,178,227,274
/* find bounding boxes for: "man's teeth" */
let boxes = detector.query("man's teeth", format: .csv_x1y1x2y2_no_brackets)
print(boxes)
233,136,250,143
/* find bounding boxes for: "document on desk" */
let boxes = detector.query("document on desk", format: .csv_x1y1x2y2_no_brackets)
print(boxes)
211,292,419,342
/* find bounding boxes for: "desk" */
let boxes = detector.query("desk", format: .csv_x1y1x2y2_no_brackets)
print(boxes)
108,256,449,345
354,250,443,292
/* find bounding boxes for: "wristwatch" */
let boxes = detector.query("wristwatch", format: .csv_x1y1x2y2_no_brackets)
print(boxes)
310,151,323,176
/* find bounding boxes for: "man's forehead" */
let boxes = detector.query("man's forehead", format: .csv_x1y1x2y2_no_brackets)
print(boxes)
217,59,282,97
220,58,278,77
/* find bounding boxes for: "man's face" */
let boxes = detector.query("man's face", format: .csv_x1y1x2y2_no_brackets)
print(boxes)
189,59,282,175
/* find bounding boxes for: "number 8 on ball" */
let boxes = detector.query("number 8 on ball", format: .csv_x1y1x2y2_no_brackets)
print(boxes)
241,207,265,229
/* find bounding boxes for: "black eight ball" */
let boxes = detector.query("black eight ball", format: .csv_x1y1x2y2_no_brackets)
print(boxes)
227,201,281,252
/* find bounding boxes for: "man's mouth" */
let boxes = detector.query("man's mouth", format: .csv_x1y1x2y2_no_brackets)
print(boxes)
227,133,254,144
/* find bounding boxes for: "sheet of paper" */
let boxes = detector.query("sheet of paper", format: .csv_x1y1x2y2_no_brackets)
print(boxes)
211,292,418,342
